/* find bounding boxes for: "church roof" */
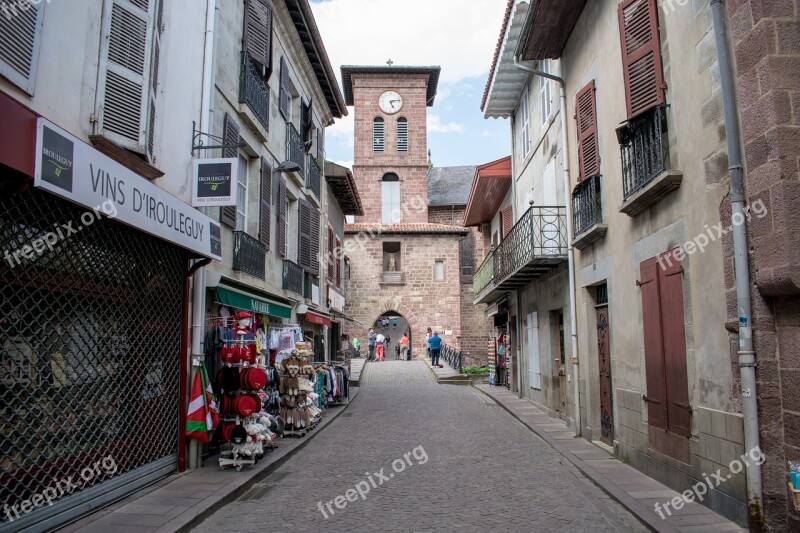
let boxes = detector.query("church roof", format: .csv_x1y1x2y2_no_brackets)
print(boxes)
428,166,478,207
344,223,469,235
340,65,441,107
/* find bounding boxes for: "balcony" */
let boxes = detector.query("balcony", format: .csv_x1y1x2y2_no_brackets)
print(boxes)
286,121,306,178
233,231,266,279
572,174,607,250
282,259,304,296
618,105,682,216
473,206,568,304
307,154,321,201
238,51,270,134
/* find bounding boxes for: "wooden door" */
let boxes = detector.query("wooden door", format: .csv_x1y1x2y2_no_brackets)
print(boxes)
597,305,614,445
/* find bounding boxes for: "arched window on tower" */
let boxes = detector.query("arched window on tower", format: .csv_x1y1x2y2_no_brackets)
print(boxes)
381,173,401,224
373,117,384,152
397,117,408,152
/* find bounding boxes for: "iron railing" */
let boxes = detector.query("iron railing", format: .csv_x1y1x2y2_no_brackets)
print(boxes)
307,154,321,200
493,206,568,282
286,122,305,176
620,105,669,199
473,250,495,295
572,174,603,238
441,343,462,372
238,51,270,132
282,259,304,295
233,231,266,279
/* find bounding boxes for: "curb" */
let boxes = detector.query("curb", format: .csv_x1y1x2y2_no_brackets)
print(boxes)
470,385,672,533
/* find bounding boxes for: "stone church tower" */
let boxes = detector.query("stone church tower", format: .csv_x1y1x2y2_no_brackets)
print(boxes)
340,65,477,360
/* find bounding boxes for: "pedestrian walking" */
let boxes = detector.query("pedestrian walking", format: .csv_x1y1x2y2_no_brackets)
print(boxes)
429,331,442,367
425,327,432,360
385,335,391,354
392,318,397,328
352,336,361,358
368,329,376,361
375,332,386,361
400,332,410,361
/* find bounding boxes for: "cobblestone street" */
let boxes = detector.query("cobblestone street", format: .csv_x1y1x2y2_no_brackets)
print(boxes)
195,361,647,532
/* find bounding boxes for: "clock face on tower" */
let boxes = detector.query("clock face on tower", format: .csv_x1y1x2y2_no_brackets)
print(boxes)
378,91,403,114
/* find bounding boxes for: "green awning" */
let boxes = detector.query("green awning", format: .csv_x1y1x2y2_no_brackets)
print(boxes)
214,286,292,319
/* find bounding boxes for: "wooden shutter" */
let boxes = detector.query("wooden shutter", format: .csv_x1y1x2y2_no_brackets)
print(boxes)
326,226,334,282
576,81,600,182
301,98,313,144
618,0,665,119
309,204,320,276
277,177,287,257
220,113,239,228
335,237,342,287
97,0,157,153
0,0,45,95
259,157,271,248
279,57,290,119
659,252,691,437
501,207,513,238
639,257,666,429
298,199,311,270
243,0,272,74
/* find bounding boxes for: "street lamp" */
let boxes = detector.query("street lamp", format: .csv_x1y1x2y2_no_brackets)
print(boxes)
273,161,301,173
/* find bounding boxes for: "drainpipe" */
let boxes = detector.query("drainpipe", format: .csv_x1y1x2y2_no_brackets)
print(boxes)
514,55,582,437
710,1,762,525
188,0,217,470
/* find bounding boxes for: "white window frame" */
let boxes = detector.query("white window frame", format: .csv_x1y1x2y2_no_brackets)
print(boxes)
540,59,552,125
521,85,531,157
236,155,249,231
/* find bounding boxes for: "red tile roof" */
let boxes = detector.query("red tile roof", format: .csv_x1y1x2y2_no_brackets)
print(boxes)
344,223,469,235
481,0,516,112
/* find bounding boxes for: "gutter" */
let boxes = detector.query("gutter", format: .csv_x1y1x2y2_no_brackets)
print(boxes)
710,1,763,527
513,55,582,437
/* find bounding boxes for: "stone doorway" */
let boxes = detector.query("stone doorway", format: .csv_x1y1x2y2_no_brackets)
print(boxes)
373,311,412,360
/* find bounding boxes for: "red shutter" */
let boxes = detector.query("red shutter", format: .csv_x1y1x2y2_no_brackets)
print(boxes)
658,251,691,437
618,0,665,119
220,113,239,228
639,257,666,429
243,0,272,74
575,81,600,181
277,177,287,257
259,157,271,248
501,207,513,238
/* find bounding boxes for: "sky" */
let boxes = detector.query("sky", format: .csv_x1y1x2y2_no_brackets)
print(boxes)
308,0,511,170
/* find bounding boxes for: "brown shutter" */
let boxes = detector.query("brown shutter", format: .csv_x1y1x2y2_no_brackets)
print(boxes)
301,98,313,144
277,177,287,257
309,204,320,276
639,257,666,429
298,199,311,270
618,0,665,119
335,236,342,287
576,80,600,182
501,207,513,238
279,57,290,119
259,157,271,248
243,0,272,74
220,113,239,228
658,252,691,437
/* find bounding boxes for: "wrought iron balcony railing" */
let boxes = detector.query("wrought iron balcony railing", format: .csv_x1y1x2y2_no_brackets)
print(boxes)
233,231,266,279
572,174,603,238
282,259,304,295
620,105,669,199
493,206,568,282
238,51,269,132
473,250,495,295
307,154,321,200
286,121,306,176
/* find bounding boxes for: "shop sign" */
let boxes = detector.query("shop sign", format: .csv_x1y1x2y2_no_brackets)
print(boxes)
191,158,238,207
214,286,292,319
303,311,332,327
328,286,345,312
33,118,222,260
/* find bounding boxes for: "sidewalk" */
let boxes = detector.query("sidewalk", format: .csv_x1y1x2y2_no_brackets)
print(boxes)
60,388,358,533
474,384,748,533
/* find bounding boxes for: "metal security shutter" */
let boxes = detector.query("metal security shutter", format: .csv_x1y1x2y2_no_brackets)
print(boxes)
259,157,271,248
397,117,408,152
0,0,45,95
0,188,183,531
279,57,289,120
618,0,665,119
373,118,384,152
243,0,272,75
501,207,513,238
576,80,600,182
659,255,691,437
97,0,157,154
277,177,287,257
220,113,239,228
639,257,666,429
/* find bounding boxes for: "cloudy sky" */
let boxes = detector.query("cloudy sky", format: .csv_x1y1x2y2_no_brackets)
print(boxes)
309,0,511,169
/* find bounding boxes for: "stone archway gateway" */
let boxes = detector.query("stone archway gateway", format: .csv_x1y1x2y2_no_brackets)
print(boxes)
372,310,412,360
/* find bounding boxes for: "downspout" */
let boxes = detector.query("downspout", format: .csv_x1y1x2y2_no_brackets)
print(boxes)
514,55,581,436
509,109,523,396
188,0,216,470
710,1,762,525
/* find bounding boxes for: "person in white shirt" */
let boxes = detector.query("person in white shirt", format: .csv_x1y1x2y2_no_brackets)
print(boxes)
375,332,386,361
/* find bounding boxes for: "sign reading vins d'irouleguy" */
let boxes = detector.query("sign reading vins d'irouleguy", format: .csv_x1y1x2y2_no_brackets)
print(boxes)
33,118,222,260
191,158,238,207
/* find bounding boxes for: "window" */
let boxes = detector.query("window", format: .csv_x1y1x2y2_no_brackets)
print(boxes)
236,155,248,231
381,173,401,224
540,59,552,124
639,252,690,438
383,242,401,271
433,260,444,281
520,86,531,156
0,0,45,95
459,233,475,278
220,113,240,228
618,0,665,119
397,117,408,152
373,117,385,152
259,157,271,248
